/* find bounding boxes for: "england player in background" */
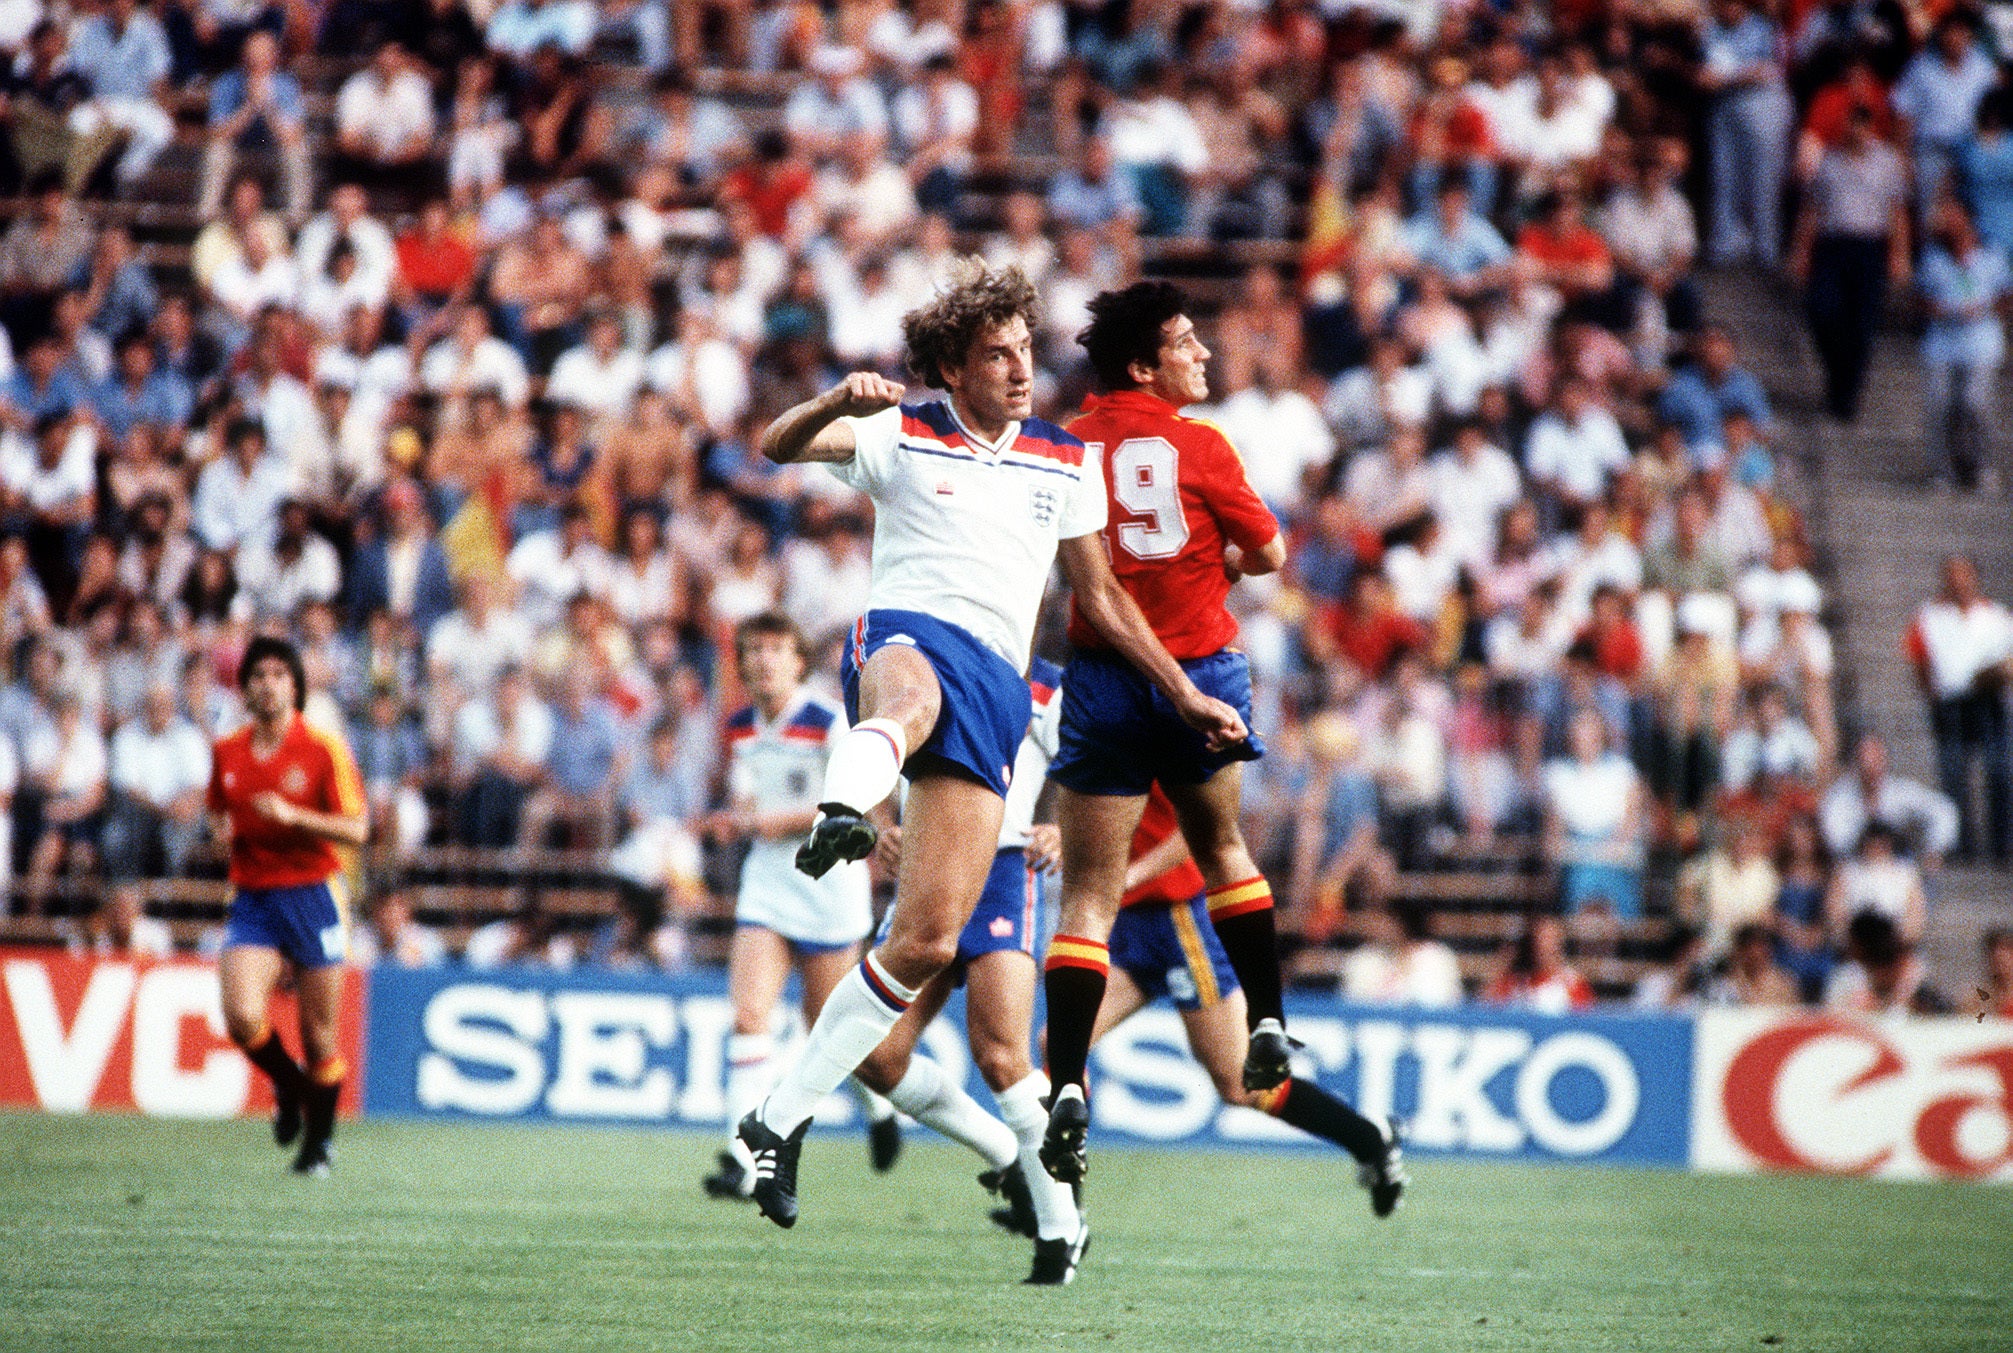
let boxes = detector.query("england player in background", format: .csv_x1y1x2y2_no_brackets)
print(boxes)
854,657,1088,1285
1039,281,1402,1192
699,613,901,1201
739,261,1245,1229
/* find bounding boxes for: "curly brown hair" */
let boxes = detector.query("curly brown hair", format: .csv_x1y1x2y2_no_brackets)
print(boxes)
901,258,1041,390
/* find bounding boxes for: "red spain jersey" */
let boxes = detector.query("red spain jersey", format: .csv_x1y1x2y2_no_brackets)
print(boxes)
1120,784,1206,909
208,714,366,889
1065,389,1281,661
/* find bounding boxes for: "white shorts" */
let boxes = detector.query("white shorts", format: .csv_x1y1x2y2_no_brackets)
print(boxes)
735,840,872,950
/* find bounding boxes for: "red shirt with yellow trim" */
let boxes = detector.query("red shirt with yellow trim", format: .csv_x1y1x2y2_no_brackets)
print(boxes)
208,714,366,888
1065,389,1280,661
1121,784,1205,909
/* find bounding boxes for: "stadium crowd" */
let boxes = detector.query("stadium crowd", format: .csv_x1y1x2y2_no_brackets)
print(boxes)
3,0,2011,1018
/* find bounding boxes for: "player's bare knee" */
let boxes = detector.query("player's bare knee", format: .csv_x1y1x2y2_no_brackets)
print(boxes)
223,1010,265,1049
972,1041,1031,1095
879,931,957,985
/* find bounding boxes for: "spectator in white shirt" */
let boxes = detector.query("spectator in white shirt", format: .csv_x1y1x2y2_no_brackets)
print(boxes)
646,304,748,435
1324,335,1433,452
1904,554,2013,862
332,40,437,187
103,682,208,879
809,131,917,248
422,304,531,410
1524,376,1630,518
892,52,979,215
546,311,646,423
783,45,888,159
205,216,297,330
66,0,175,188
1342,901,1464,1006
426,573,535,698
1429,419,1522,568
191,418,293,553
1819,734,1960,866
451,664,553,846
1207,346,1333,516
20,690,106,914
295,183,396,313
1344,423,1433,533
505,502,613,630
236,498,342,619
1105,60,1209,237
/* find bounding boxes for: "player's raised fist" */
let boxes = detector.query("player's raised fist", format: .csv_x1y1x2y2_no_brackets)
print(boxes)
828,372,905,417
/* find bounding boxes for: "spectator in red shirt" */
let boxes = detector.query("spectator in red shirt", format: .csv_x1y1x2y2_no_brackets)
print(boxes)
1577,582,1644,685
1798,54,1897,178
393,198,476,328
1485,912,1595,1011
719,128,814,242
1517,187,1623,329
1313,570,1430,685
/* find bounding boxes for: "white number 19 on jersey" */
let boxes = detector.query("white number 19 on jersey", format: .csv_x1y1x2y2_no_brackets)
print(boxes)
1098,436,1188,561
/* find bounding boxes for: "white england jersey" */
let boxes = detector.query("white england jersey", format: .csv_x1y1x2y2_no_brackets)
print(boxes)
830,401,1107,668
999,659,1063,849
725,689,871,946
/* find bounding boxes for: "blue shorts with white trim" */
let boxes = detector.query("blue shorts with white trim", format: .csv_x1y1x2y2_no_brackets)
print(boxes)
224,880,347,969
842,609,1031,798
876,846,1039,984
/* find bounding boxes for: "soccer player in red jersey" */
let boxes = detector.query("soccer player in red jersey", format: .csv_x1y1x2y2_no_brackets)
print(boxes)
210,636,368,1176
1089,786,1405,1216
1040,281,1303,1182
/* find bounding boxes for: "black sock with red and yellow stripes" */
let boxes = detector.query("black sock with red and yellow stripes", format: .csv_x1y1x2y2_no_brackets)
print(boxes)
1255,1077,1385,1164
1207,876,1284,1028
241,1026,307,1103
1042,935,1109,1094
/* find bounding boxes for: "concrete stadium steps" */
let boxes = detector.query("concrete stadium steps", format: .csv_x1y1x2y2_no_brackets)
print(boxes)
1704,268,2013,992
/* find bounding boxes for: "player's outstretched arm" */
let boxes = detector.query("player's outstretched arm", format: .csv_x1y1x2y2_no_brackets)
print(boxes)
760,372,906,465
1056,533,1248,751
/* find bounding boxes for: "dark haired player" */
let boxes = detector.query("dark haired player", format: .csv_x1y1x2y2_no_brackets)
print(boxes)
210,636,368,1176
1039,281,1401,1185
738,262,1243,1228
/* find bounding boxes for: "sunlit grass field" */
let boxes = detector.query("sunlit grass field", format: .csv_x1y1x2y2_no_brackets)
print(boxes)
1,1112,2007,1351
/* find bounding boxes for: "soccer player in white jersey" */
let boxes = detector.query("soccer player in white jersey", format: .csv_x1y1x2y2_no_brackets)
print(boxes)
699,614,901,1201
853,657,1089,1285
738,261,1246,1229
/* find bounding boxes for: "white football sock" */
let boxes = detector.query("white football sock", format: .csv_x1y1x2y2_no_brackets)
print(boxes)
722,1032,774,1182
886,1056,1017,1171
759,953,916,1133
996,1071,1082,1242
849,1076,898,1125
819,718,907,814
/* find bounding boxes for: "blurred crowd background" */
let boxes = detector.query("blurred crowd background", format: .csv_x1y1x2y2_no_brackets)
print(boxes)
3,0,2012,1021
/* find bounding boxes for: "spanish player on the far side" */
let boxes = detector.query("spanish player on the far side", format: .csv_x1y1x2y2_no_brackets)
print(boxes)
208,636,369,1177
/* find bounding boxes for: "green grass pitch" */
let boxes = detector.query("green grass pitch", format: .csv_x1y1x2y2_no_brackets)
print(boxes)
1,1112,2008,1352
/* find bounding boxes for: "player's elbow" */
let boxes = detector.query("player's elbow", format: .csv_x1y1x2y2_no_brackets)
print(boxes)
1244,534,1287,577
758,424,793,465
